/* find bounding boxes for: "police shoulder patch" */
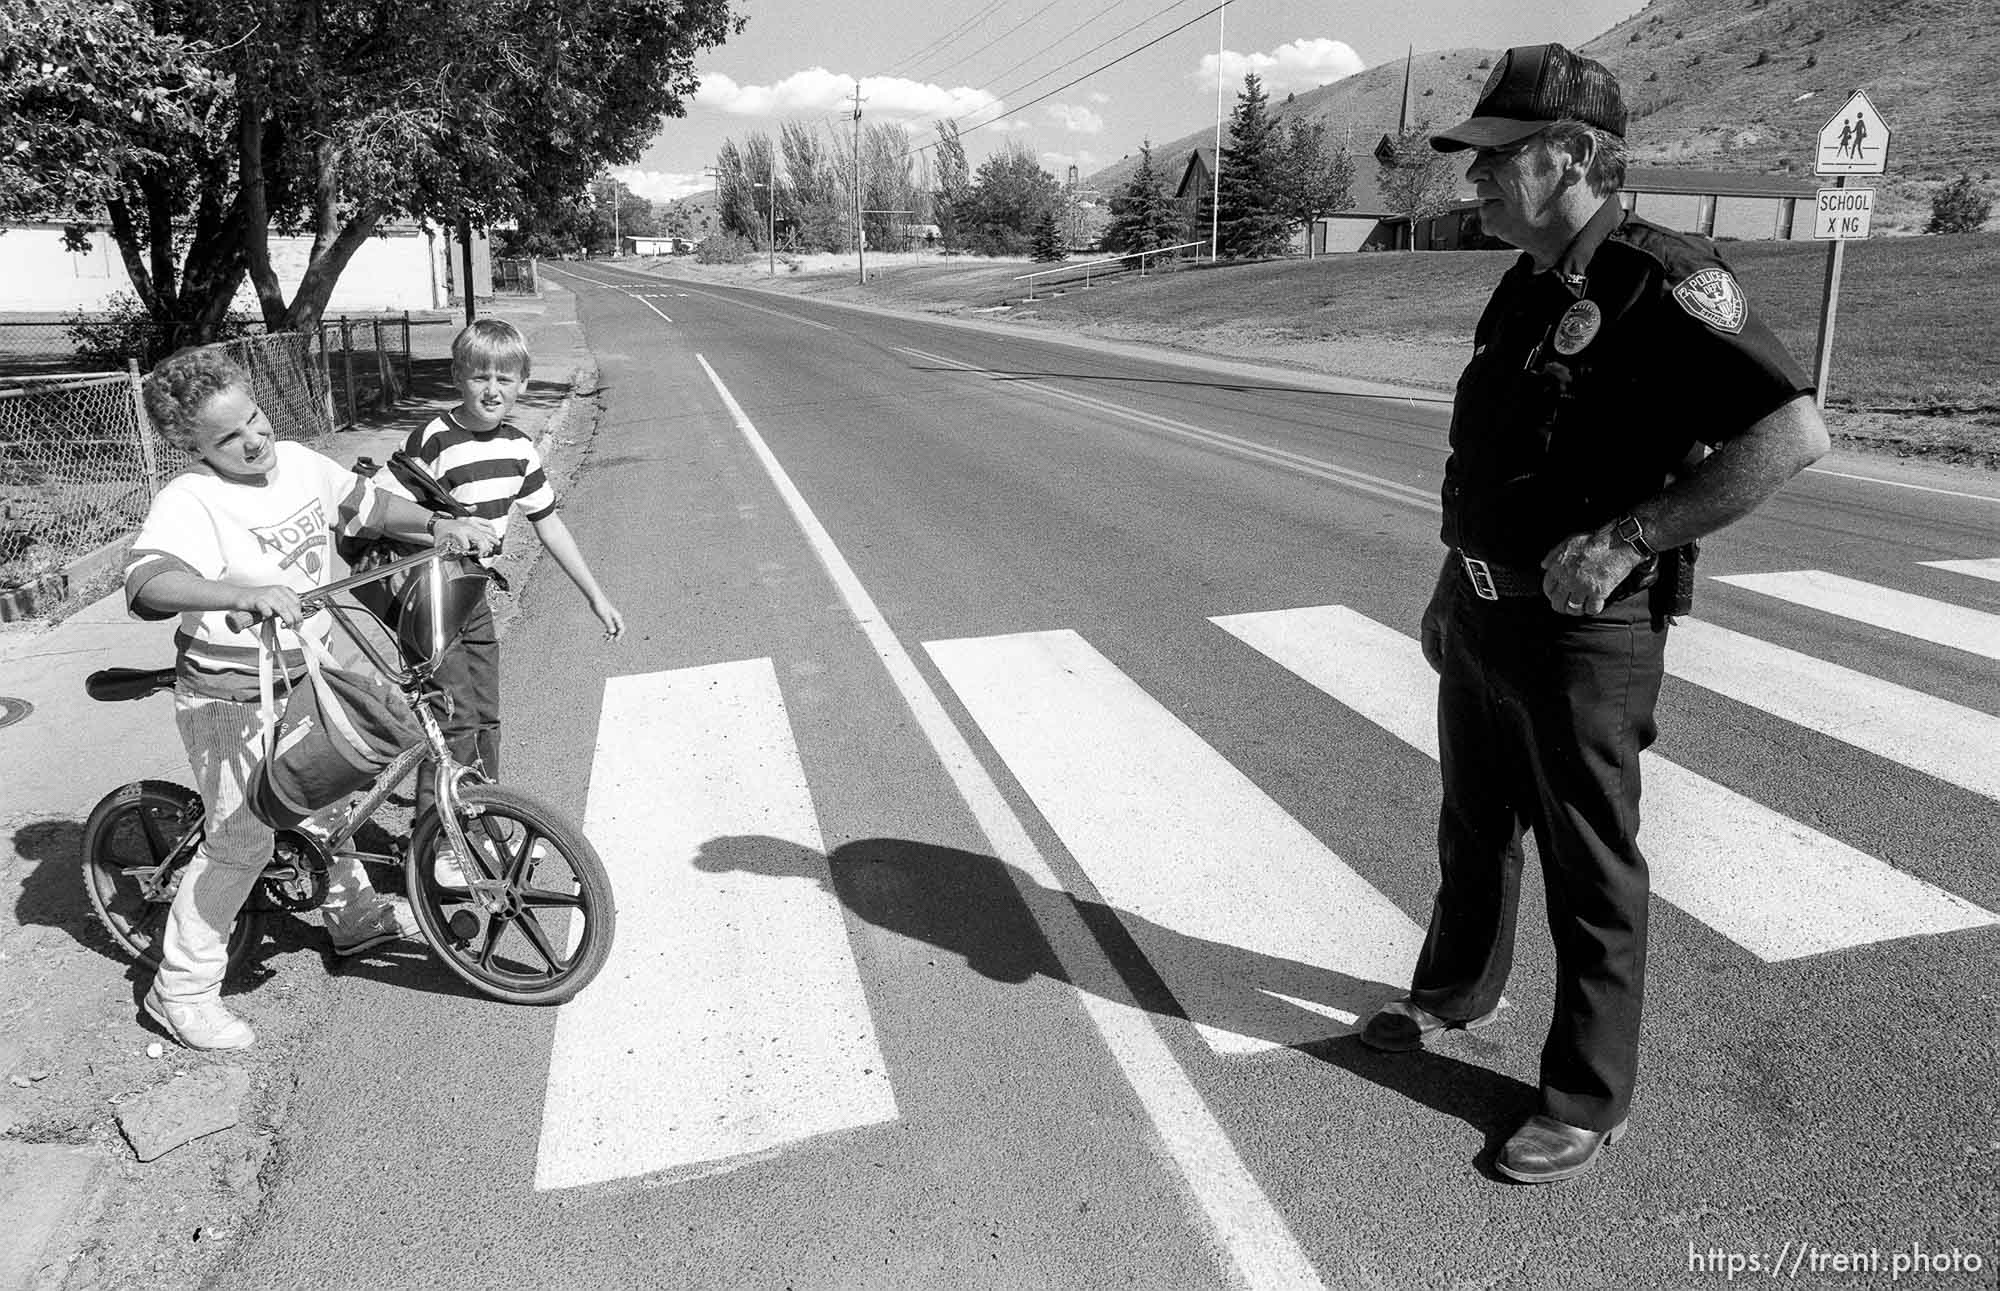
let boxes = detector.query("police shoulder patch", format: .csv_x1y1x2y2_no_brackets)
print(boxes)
1672,266,1747,334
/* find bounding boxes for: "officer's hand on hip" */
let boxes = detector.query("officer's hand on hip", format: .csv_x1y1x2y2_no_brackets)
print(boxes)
1540,528,1642,616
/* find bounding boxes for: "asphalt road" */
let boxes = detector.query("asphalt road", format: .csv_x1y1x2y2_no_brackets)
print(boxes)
207,265,1999,1290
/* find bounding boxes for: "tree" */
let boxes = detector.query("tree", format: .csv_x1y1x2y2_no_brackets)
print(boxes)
1214,73,1290,258
1101,140,1181,254
932,118,972,252
1927,173,1993,234
5,0,742,351
1273,118,1355,258
957,142,1059,257
1030,208,1067,262
1378,124,1461,248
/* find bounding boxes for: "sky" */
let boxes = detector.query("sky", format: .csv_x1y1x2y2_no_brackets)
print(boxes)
622,0,1645,203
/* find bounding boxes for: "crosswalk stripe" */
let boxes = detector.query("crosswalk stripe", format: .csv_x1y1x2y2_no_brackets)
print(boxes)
534,658,897,1191
1920,556,2000,584
1670,618,2000,802
1712,571,2000,661
925,629,1423,1055
1213,606,1997,963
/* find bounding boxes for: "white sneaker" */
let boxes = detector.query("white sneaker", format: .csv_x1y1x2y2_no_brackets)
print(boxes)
143,986,255,1051
433,843,474,891
324,895,419,957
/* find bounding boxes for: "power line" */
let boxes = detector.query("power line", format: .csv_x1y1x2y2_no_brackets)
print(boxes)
910,0,1073,84
880,0,1014,81
970,0,1183,97
906,0,1235,159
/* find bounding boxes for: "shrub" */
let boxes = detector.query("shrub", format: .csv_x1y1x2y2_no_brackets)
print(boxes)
1927,174,1993,234
693,232,752,264
63,293,259,372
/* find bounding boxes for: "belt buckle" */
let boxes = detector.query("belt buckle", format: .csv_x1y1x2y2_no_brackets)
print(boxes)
1461,554,1499,601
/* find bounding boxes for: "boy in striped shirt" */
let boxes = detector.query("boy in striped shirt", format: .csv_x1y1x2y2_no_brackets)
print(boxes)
396,319,625,848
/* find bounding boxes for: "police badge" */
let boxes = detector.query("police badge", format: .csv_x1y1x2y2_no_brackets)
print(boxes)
1553,299,1602,355
1672,267,1747,334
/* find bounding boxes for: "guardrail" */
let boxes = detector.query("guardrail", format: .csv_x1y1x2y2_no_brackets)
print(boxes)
1013,241,1209,300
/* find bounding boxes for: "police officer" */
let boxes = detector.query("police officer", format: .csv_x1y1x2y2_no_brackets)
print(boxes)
1357,43,1830,1184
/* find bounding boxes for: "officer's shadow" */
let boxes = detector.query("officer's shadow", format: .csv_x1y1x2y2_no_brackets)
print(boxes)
694,833,1532,1139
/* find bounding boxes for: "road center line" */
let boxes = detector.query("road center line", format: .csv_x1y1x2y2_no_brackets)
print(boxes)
895,345,1436,512
696,354,1326,1291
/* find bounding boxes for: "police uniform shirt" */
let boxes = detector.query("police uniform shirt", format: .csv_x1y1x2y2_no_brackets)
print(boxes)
1440,196,1813,568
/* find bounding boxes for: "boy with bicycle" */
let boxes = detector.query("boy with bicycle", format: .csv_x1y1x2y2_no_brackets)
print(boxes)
126,346,497,1050
390,319,624,880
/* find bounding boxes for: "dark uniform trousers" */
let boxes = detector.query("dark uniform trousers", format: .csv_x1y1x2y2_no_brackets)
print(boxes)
412,591,501,829
1410,568,1667,1131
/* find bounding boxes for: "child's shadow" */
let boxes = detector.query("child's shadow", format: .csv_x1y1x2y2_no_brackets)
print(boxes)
693,833,1530,1139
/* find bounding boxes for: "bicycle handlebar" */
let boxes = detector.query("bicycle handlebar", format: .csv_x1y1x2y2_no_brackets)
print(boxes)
221,547,448,634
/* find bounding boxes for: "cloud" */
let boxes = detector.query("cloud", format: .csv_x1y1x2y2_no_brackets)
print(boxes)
613,169,713,203
1088,92,1111,105
1045,103,1105,135
1196,38,1366,95
695,67,1000,123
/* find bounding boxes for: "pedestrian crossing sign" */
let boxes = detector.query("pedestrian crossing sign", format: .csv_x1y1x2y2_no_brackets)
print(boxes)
1816,90,1890,176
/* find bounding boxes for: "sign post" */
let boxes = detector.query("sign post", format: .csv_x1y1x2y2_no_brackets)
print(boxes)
1810,90,1890,409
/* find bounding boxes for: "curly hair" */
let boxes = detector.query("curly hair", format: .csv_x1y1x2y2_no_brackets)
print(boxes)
452,318,532,380
142,346,253,453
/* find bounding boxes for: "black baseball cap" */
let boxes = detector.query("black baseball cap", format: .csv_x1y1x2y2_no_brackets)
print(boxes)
1431,43,1626,152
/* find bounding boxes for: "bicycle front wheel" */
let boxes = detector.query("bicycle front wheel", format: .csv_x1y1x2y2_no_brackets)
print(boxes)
404,784,616,1005
81,780,262,974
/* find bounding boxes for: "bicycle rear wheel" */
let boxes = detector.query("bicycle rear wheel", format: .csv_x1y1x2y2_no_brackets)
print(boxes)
404,784,616,1005
81,780,262,974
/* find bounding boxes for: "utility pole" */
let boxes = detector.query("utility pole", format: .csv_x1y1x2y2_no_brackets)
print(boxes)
1211,0,1226,262
851,82,866,284
458,209,476,324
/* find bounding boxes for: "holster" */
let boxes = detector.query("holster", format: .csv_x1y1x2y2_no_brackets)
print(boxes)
1650,540,1699,625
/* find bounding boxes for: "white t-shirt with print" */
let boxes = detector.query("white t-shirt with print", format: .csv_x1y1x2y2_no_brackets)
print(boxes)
125,441,390,700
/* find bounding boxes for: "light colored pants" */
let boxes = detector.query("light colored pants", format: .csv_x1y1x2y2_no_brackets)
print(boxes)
155,691,384,1004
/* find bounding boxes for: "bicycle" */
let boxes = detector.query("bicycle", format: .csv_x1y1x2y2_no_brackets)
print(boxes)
80,547,616,1005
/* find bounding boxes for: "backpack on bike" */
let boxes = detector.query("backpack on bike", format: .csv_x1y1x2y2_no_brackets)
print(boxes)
247,624,423,830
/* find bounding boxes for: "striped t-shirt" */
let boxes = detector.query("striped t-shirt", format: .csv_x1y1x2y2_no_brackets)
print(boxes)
125,442,391,700
393,411,556,548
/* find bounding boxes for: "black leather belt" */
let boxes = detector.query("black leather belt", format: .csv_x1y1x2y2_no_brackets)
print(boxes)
1456,550,1544,600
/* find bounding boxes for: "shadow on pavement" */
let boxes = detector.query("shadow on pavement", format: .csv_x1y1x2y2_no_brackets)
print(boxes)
693,832,1534,1142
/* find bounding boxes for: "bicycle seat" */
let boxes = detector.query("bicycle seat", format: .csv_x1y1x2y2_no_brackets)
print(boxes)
86,667,178,701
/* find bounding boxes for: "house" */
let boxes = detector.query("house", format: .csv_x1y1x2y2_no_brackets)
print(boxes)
1386,167,1823,252
0,221,491,314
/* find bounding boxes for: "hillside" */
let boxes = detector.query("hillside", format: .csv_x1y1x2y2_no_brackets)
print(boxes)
1084,0,1998,232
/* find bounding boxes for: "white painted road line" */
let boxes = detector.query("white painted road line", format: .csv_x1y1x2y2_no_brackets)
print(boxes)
1713,570,2000,661
1920,556,2000,584
697,356,1327,1290
895,346,1439,512
1214,606,1997,963
925,629,1422,1055
534,659,897,1191
1671,618,2000,802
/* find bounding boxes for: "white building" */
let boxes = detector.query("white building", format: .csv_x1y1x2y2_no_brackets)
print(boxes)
0,222,492,315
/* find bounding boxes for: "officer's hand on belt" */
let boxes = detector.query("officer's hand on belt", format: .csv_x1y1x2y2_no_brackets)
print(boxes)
1540,528,1645,616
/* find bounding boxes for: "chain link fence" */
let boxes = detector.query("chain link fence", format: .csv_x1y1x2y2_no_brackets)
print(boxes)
0,372,155,621
0,328,361,622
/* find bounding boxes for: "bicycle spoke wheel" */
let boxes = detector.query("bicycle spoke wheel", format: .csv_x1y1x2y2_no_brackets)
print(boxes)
405,784,616,1005
80,780,261,974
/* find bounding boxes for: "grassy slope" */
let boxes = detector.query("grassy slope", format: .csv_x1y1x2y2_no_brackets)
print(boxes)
1084,0,1998,234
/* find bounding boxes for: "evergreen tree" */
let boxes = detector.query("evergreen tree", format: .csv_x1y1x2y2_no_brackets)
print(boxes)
1031,208,1068,261
1102,140,1182,254
1927,173,1993,234
1214,73,1291,258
